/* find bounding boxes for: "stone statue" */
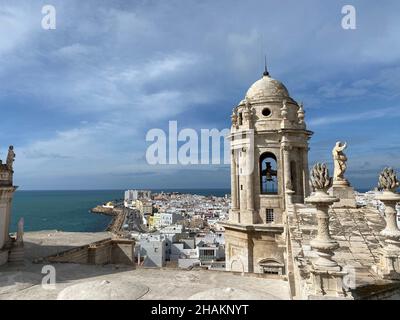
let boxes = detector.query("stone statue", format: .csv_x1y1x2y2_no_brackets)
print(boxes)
378,167,399,192
332,141,347,182
330,142,357,207
6,145,15,171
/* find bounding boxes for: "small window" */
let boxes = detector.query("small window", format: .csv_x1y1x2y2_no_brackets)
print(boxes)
262,108,272,117
263,268,279,275
290,160,297,193
240,185,243,190
238,113,243,125
266,209,274,223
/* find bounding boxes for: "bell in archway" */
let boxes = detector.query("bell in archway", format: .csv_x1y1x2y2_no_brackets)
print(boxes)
265,162,275,181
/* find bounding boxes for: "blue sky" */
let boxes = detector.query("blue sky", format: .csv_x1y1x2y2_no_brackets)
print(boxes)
1,0,400,190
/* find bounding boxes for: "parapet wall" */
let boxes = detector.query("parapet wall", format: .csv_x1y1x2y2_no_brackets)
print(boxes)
43,238,135,266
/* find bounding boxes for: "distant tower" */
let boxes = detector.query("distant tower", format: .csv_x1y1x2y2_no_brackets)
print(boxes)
0,146,17,265
223,69,312,274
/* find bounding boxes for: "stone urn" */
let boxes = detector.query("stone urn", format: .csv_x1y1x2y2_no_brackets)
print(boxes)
305,163,340,269
374,168,400,279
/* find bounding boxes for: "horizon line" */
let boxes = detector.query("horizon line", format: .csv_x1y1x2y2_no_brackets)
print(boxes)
15,187,233,192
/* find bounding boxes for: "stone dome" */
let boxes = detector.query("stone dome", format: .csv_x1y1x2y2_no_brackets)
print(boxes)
245,74,290,101
57,279,149,300
188,287,281,300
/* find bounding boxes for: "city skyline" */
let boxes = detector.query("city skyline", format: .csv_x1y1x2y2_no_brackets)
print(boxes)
1,0,400,190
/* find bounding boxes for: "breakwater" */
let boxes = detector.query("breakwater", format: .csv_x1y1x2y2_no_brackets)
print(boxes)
91,206,126,234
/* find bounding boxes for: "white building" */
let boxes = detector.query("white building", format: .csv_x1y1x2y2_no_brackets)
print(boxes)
160,212,184,227
124,190,151,207
195,231,225,246
138,234,166,268
160,224,184,235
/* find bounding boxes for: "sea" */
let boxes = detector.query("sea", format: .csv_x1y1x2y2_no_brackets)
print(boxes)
10,189,230,233
11,188,370,233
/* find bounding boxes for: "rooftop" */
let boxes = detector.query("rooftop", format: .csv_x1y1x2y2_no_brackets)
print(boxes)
0,231,290,300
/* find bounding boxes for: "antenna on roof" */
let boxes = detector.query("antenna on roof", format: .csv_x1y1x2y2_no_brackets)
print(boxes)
263,55,269,77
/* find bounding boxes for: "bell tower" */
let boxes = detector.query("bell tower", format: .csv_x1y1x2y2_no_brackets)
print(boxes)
223,69,313,274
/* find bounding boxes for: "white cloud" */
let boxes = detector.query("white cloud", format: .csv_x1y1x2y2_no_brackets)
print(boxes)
2,0,400,189
309,106,400,126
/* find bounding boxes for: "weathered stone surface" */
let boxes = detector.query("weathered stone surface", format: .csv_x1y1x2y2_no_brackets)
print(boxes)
226,71,311,275
57,279,149,300
331,185,357,208
287,205,390,299
0,259,290,300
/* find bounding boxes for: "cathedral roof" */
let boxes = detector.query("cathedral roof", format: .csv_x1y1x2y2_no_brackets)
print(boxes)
245,73,290,101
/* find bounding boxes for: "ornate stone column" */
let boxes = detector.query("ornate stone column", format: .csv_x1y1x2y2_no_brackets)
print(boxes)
302,147,310,197
246,150,254,214
242,102,254,215
281,138,292,209
374,168,400,280
305,163,347,298
229,109,239,222
230,150,238,212
306,163,340,268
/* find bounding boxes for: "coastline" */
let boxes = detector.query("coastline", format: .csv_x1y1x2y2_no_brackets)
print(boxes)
91,205,126,234
11,189,230,233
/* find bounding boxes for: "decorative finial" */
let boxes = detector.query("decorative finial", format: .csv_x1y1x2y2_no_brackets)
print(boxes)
298,102,305,124
231,108,238,127
378,167,399,192
310,163,333,191
263,55,269,77
6,145,15,171
281,100,288,120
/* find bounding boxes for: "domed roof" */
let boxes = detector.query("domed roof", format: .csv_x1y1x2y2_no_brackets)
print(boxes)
245,73,290,101
57,279,149,300
188,287,281,300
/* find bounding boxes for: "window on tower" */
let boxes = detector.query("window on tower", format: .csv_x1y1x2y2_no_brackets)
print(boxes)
260,152,278,194
266,209,274,223
290,160,297,193
262,108,272,117
238,112,243,126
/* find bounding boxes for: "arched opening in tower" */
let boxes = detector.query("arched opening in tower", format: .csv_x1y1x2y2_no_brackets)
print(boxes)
260,152,278,195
